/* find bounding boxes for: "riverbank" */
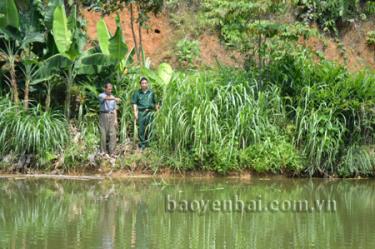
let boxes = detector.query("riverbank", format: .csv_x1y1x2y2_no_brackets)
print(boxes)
0,158,255,179
1,135,374,178
0,157,370,179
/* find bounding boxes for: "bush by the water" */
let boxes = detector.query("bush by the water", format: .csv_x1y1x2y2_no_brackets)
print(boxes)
0,99,69,160
146,55,374,176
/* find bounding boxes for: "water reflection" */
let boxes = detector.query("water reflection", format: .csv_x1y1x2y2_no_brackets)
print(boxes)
0,178,374,249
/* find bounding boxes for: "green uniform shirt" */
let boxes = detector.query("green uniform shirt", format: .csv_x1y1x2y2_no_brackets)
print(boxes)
131,89,157,111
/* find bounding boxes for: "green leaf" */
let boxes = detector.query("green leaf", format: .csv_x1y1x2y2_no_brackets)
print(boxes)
65,40,80,60
157,63,173,85
21,32,45,48
108,15,128,60
45,0,63,29
75,65,96,75
0,0,20,29
52,4,72,55
81,53,114,66
0,26,21,40
67,4,77,32
38,54,72,77
97,18,111,55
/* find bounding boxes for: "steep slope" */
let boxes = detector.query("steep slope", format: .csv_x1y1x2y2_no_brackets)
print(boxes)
82,7,374,71
82,8,243,68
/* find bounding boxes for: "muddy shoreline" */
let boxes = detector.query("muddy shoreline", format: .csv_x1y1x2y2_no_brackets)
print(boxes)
0,170,368,180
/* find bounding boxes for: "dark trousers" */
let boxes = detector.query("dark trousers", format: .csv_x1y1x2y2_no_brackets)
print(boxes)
137,111,154,149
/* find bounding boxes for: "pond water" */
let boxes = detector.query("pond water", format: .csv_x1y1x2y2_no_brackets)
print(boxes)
0,177,374,249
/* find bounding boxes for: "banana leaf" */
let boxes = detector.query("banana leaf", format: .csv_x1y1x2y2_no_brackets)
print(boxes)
0,0,19,29
44,0,63,29
21,32,45,48
81,53,114,66
38,54,72,77
157,63,173,85
97,18,111,55
52,4,72,55
108,15,128,60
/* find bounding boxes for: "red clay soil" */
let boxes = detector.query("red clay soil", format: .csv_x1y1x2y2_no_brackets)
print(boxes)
198,34,244,67
303,21,375,72
82,7,374,71
82,8,173,66
82,8,243,68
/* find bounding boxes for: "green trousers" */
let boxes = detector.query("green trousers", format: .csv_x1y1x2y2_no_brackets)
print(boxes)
99,113,117,154
137,111,154,149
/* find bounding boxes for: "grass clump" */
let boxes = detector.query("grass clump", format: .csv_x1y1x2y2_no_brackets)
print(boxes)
0,99,69,159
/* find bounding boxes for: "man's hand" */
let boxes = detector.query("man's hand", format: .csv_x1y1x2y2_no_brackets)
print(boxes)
104,95,121,102
134,112,138,121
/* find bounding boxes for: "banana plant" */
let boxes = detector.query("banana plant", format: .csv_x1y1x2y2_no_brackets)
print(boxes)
0,0,46,106
41,4,134,118
39,4,101,118
82,16,135,72
39,4,79,118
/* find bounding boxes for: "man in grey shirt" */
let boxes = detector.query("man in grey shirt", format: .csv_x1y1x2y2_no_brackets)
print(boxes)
98,83,120,156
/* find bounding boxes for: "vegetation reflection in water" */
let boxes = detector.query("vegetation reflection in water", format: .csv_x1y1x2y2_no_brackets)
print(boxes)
0,178,374,249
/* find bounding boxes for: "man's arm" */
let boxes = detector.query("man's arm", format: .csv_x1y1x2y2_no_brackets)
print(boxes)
107,95,121,102
99,94,121,102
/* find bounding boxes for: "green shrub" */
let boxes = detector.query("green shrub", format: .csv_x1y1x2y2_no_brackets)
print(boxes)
176,38,200,67
194,143,238,174
0,99,69,157
62,117,99,170
294,0,367,34
366,31,375,46
239,136,303,174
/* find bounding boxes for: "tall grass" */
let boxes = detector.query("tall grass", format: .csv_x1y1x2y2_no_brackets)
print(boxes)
0,99,69,157
152,69,300,173
268,52,375,176
338,145,375,177
148,57,374,176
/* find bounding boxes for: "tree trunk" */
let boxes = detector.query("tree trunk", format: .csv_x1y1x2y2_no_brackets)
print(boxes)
24,76,30,110
45,82,51,112
137,6,144,65
130,3,140,62
64,68,74,118
65,81,71,118
10,61,19,105
257,32,263,91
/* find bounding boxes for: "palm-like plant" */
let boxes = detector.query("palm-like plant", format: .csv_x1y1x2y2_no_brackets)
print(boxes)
0,41,19,104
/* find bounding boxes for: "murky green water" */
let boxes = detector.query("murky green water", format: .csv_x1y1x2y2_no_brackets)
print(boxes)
0,177,374,249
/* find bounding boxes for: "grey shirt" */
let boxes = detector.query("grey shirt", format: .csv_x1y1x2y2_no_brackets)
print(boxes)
99,93,117,112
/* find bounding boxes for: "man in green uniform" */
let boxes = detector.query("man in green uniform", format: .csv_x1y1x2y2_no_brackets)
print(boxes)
131,77,159,150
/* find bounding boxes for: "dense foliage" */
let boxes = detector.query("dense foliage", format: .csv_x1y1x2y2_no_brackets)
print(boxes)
0,0,374,176
294,0,375,34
